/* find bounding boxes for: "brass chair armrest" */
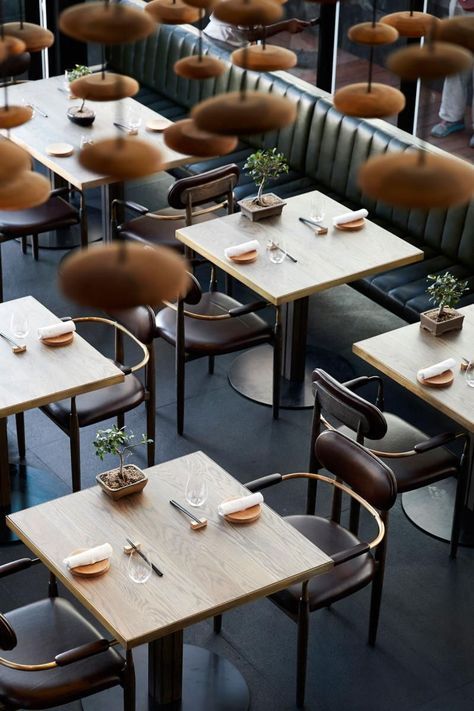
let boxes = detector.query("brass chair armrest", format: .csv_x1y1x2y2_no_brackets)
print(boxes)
0,639,119,672
72,316,149,373
244,473,283,491
0,558,40,579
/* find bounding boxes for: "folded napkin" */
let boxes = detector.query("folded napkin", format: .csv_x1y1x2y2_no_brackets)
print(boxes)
417,358,456,380
218,492,264,516
224,240,260,259
63,543,113,570
333,208,368,226
38,320,76,340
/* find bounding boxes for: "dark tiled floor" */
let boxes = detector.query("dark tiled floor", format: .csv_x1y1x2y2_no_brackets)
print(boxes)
0,205,473,710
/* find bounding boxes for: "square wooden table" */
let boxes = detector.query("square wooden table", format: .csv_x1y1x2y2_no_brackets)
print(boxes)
7,450,332,710
353,304,474,545
0,296,124,541
5,75,193,243
176,191,423,408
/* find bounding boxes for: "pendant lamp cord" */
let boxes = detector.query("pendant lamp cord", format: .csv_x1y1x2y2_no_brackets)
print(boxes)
0,0,8,110
367,0,377,92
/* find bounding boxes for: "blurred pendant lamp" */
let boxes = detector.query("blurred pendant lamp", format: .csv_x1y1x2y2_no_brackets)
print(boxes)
145,0,201,25
434,16,474,52
358,31,474,209
380,1,439,39
0,34,25,62
174,11,226,78
334,0,404,118
70,71,139,101
164,118,238,156
59,0,155,44
3,0,54,52
213,0,283,26
231,24,297,71
59,242,189,309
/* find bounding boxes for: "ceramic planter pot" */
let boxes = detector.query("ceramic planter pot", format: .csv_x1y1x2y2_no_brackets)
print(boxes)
67,106,95,127
96,464,148,500
420,308,464,336
238,193,286,222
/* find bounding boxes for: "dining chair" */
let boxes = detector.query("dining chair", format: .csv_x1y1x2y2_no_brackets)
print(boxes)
0,186,86,302
155,272,281,434
215,430,397,708
309,368,470,559
0,556,135,710
29,308,156,492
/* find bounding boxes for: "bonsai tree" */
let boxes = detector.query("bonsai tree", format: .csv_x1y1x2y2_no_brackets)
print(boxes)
426,272,469,320
94,425,152,486
67,64,92,82
243,148,289,206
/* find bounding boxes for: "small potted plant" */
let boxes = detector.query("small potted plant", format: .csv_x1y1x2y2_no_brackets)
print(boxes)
420,272,469,336
238,148,289,221
94,425,152,500
66,65,95,126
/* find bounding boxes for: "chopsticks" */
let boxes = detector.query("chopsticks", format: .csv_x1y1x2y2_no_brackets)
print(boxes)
0,331,26,353
170,499,208,529
113,121,137,134
299,216,321,229
126,538,163,577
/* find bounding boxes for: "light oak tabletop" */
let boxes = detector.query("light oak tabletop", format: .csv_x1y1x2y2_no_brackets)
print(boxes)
0,296,124,417
176,191,424,306
4,75,192,190
353,304,474,431
7,451,333,649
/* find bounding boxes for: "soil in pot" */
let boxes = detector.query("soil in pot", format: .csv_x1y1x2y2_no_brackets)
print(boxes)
100,465,145,490
67,106,95,127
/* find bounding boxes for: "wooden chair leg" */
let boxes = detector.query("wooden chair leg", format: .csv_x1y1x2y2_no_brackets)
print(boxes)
32,234,39,261
208,356,215,375
176,351,185,436
21,236,27,254
213,615,222,634
48,572,59,598
146,401,155,468
15,412,25,460
450,464,469,560
69,402,81,493
296,585,310,709
368,567,385,646
272,307,282,420
123,650,136,711
224,273,233,296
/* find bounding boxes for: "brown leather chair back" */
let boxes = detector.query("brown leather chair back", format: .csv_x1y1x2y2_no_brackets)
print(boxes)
0,615,17,650
316,430,397,511
312,368,387,440
107,305,157,344
167,164,240,210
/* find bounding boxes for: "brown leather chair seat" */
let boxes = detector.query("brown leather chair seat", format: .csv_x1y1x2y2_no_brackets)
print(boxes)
271,515,375,615
156,291,273,355
41,372,145,430
119,207,218,250
339,412,459,493
0,598,125,710
0,197,79,237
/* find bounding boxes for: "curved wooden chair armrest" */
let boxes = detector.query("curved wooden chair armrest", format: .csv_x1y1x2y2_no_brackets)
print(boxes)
0,558,40,579
145,201,228,221
282,472,385,552
0,639,119,672
72,316,149,373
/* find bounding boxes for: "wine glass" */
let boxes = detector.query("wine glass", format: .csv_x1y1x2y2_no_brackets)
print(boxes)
10,313,29,340
465,361,474,388
266,238,286,264
310,197,325,224
127,548,152,584
126,109,142,134
185,470,208,507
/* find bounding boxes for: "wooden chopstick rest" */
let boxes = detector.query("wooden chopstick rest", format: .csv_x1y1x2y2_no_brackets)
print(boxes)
123,542,141,555
190,518,208,530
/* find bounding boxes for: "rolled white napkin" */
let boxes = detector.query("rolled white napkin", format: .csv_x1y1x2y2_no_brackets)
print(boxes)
333,208,368,226
38,320,76,340
63,543,113,570
218,492,264,516
417,358,456,380
224,240,260,259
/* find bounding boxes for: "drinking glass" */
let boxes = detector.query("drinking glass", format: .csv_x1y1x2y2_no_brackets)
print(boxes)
80,135,94,149
64,69,71,91
185,470,208,507
266,238,286,264
127,548,152,584
465,361,474,388
126,109,142,133
21,98,34,117
10,313,29,340
310,197,325,224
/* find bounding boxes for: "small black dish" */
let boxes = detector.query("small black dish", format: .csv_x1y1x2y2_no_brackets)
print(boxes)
67,106,95,127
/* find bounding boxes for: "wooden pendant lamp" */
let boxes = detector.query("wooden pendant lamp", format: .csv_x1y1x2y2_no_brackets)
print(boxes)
0,171,50,210
0,35,25,62
59,242,189,309
434,16,474,53
380,3,439,39
334,0,404,119
358,151,474,209
164,118,238,156
182,0,218,7
174,13,225,79
145,0,201,25
70,72,139,101
213,0,283,26
59,1,155,44
387,41,473,81
0,139,30,181
231,43,297,71
79,136,163,181
0,104,32,128
2,22,53,52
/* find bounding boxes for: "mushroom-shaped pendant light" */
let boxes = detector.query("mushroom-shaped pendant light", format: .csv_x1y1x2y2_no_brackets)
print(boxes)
70,72,139,101
164,118,238,156
0,104,33,128
79,136,163,181
59,1,155,44
0,35,26,62
387,41,473,81
231,43,297,71
334,0,404,119
2,22,53,52
380,9,439,38
0,171,50,210
174,13,225,79
59,242,189,310
145,0,201,25
0,139,30,181
213,0,283,26
182,0,218,7
192,90,297,135
358,151,474,209
434,16,474,52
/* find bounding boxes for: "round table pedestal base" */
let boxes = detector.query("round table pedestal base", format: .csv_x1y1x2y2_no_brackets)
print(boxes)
402,477,474,547
83,644,250,710
0,464,68,544
228,344,354,410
